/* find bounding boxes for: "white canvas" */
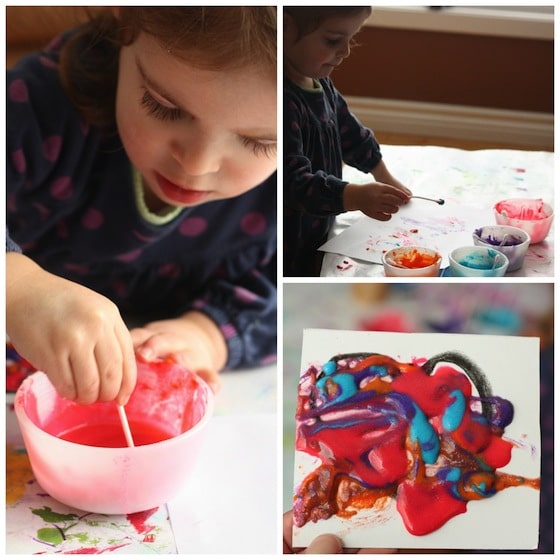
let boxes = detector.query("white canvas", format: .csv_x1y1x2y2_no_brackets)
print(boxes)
292,329,541,550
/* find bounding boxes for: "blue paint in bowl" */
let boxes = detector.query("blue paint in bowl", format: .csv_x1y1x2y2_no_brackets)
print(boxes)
449,246,509,277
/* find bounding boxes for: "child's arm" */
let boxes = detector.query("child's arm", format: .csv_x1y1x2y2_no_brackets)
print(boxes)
6,251,137,405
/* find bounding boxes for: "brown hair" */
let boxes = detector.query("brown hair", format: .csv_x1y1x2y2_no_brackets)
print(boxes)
284,6,371,40
60,7,277,129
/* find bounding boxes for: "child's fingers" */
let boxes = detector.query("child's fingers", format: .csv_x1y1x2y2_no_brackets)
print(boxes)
134,332,174,362
48,354,79,402
282,511,294,552
70,347,102,404
115,326,137,406
193,366,222,394
372,212,393,222
94,339,128,402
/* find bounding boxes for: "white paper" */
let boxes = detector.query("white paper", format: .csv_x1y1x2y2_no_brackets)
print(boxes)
318,200,495,267
293,329,541,550
168,414,277,554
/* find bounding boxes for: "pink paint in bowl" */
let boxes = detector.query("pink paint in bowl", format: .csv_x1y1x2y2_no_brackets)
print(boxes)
494,198,553,244
14,357,213,514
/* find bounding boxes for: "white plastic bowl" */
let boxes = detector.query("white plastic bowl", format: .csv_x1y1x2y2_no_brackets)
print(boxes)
14,358,213,514
382,246,442,277
449,246,509,277
494,198,553,244
472,225,530,272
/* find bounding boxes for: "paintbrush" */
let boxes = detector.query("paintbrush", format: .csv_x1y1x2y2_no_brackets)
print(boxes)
411,195,445,205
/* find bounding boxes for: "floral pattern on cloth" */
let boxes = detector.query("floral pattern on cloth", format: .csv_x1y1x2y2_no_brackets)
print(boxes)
6,438,177,553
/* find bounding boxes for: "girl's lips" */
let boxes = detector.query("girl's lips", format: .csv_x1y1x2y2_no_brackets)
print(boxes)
156,173,210,205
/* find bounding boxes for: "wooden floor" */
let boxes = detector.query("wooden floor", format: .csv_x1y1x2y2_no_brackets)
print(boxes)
375,131,551,152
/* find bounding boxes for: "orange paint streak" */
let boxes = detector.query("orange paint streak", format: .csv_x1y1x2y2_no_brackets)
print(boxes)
393,249,440,269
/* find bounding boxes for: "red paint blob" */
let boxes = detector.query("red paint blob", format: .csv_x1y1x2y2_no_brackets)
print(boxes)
397,479,468,536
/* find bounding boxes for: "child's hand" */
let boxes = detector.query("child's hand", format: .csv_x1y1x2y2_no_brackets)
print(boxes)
370,159,413,200
6,253,137,405
130,311,227,393
344,181,410,221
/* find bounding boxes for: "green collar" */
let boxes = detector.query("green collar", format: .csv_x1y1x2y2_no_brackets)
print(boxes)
132,167,182,225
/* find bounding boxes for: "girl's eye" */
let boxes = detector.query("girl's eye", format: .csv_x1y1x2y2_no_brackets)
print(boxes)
326,38,341,47
241,137,277,158
140,90,183,122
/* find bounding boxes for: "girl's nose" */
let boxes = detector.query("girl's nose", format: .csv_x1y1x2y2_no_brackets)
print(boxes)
170,135,220,176
338,41,351,59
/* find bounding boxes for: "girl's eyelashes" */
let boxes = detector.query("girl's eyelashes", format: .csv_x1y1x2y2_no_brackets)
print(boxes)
240,137,277,158
325,35,359,49
140,89,183,121
140,87,276,157
326,38,343,47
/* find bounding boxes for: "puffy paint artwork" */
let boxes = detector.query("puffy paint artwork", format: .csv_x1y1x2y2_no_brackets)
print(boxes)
294,350,540,538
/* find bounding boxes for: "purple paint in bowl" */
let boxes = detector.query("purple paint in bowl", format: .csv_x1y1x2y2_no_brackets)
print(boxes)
472,225,530,272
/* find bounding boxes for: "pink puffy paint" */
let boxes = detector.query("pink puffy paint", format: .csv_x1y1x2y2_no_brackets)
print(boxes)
14,357,213,514
494,198,553,244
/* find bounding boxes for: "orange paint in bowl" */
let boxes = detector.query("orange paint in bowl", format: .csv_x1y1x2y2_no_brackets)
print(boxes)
382,246,442,277
392,248,440,269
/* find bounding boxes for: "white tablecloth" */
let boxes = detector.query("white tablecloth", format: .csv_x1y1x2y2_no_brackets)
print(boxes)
320,145,554,277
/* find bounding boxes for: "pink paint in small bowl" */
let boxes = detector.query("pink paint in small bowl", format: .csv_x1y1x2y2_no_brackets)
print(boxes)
14,357,213,514
494,198,553,244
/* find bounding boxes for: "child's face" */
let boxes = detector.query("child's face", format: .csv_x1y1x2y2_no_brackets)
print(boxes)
284,11,368,85
115,32,277,208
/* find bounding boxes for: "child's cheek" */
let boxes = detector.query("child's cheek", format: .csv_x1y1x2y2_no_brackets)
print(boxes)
232,156,276,196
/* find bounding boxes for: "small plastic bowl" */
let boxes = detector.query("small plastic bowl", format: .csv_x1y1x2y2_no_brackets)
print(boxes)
494,198,553,244
14,358,213,514
472,225,530,272
449,246,509,277
382,246,442,277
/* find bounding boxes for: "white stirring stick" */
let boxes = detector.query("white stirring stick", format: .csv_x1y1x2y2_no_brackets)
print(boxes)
117,404,135,447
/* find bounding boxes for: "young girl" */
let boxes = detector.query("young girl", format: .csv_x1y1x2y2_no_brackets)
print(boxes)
6,7,277,405
283,6,411,276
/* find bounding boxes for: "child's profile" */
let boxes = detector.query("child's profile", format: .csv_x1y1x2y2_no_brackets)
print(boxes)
283,6,411,277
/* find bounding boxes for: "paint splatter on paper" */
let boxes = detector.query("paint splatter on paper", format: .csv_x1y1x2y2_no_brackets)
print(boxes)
292,330,540,549
319,146,553,276
319,201,495,267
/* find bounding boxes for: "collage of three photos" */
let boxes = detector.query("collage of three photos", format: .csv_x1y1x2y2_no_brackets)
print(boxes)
5,5,554,556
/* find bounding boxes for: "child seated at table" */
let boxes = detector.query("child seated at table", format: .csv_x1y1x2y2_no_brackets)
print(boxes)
6,7,277,404
283,6,411,276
